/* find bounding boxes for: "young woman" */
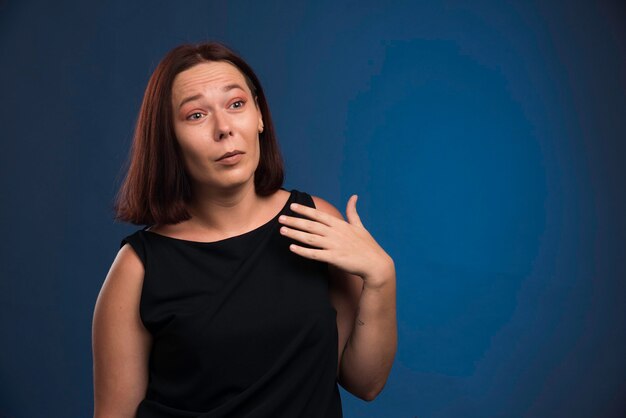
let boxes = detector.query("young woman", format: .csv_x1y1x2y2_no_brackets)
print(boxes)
92,41,396,418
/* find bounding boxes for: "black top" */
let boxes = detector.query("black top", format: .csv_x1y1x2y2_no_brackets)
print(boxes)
120,188,343,418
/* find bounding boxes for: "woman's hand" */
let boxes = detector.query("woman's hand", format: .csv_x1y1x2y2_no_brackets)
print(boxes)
278,195,394,289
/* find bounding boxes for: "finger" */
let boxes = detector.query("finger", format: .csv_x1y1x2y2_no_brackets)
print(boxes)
289,203,337,227
278,214,327,235
345,195,364,227
279,226,326,249
288,243,329,262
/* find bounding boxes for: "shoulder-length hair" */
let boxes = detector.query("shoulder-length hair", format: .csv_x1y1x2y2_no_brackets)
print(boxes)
113,41,284,226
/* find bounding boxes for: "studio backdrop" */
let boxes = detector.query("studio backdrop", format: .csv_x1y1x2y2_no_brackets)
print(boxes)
1,1,625,417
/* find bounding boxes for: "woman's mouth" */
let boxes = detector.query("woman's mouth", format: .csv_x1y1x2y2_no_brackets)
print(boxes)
216,152,244,165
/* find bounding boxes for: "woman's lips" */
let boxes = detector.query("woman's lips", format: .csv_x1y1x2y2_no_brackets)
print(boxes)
216,153,243,165
217,150,244,160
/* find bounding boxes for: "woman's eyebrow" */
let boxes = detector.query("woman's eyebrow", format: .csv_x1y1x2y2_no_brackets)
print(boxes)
178,94,203,110
222,83,246,93
177,83,247,110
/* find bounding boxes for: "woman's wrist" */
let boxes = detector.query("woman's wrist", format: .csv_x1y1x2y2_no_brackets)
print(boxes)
362,256,396,290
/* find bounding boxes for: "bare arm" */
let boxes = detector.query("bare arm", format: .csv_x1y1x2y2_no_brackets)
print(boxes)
337,261,397,401
92,243,152,417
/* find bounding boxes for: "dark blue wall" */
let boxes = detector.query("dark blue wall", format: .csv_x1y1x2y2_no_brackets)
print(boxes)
1,1,624,417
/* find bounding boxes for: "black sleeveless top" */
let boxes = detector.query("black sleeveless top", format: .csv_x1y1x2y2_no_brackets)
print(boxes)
120,189,343,417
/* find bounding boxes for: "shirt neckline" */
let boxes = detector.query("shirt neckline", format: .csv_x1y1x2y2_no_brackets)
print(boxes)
143,188,295,245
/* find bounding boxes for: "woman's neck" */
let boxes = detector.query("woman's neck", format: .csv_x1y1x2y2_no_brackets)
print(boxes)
186,181,264,235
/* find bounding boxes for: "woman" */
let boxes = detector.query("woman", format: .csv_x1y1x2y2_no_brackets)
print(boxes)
92,41,397,418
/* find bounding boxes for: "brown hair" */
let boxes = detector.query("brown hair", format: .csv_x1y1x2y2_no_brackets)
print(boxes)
113,42,285,226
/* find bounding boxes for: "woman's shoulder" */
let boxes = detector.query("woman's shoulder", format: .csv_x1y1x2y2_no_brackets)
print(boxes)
143,222,180,237
292,190,343,219
307,193,345,221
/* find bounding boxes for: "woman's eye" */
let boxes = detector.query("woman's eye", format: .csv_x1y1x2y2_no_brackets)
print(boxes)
187,112,204,120
230,100,245,109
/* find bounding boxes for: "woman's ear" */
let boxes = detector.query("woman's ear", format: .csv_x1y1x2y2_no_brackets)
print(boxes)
256,97,264,133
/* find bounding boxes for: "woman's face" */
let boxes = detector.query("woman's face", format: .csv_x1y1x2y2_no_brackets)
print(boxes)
171,61,264,193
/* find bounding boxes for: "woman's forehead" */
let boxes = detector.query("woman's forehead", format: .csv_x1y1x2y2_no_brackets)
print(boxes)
172,61,249,100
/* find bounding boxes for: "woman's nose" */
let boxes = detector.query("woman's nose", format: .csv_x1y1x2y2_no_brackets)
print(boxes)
213,111,233,141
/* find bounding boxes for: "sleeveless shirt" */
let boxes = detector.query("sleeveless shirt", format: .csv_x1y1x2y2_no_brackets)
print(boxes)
120,188,343,417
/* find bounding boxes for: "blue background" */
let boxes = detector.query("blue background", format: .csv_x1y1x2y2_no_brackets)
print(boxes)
1,1,625,417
